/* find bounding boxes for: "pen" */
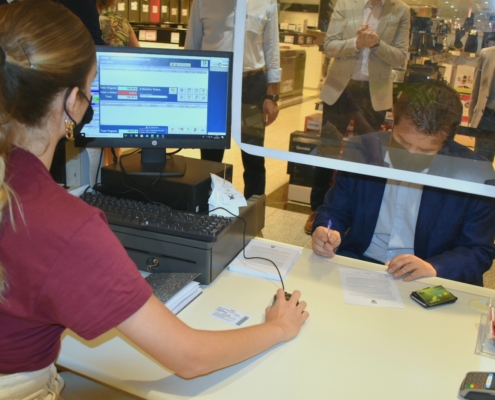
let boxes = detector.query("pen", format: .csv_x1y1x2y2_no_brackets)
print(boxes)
325,219,332,245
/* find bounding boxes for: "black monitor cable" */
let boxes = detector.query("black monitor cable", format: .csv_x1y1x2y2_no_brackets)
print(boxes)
166,148,182,156
207,206,285,291
110,147,118,164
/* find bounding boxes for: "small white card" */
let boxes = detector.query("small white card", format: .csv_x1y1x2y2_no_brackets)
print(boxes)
211,306,250,326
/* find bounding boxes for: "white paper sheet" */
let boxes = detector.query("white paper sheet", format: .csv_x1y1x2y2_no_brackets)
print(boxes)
339,267,404,309
229,238,302,280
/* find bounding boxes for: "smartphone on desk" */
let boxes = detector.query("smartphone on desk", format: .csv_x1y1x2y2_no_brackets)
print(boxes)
460,372,495,399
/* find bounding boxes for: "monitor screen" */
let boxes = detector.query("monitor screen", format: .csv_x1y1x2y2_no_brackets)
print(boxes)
75,46,233,176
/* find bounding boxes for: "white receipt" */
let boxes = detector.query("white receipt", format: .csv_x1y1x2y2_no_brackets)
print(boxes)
339,268,404,309
211,306,250,326
208,173,247,217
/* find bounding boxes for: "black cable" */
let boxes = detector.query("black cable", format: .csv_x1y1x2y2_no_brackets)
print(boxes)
166,148,182,155
110,147,118,164
92,148,104,191
114,150,186,208
207,206,285,291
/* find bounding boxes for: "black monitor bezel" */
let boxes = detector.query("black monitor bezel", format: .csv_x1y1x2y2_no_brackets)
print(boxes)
75,45,233,151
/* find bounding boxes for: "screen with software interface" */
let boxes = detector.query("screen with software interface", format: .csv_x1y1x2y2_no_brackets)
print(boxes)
79,47,232,148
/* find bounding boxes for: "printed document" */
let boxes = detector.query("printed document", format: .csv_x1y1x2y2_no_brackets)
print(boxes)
229,238,302,280
339,268,404,309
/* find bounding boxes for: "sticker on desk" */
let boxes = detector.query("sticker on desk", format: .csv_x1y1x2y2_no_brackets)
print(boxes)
211,306,250,326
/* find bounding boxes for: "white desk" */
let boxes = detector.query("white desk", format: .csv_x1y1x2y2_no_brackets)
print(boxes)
58,249,495,399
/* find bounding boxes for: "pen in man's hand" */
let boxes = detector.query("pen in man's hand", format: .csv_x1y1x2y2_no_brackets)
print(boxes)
325,219,332,245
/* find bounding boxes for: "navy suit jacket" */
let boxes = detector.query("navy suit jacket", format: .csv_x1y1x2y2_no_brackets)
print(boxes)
314,132,495,286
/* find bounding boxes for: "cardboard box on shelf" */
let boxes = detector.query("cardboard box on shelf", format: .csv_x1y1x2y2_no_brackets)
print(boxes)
304,113,323,133
459,93,471,126
453,65,475,94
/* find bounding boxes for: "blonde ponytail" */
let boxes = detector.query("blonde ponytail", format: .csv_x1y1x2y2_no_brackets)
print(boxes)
0,0,95,300
0,129,17,301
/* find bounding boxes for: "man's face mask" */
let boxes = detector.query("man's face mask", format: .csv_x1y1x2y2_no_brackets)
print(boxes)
65,89,94,137
388,135,436,172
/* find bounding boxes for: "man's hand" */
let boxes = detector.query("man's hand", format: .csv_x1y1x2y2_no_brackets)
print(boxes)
263,99,279,126
356,23,380,50
386,254,437,282
312,226,341,257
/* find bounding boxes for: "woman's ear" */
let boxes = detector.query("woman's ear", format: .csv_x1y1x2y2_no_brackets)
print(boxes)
64,87,80,118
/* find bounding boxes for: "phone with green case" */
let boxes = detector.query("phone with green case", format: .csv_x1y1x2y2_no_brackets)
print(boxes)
410,285,458,308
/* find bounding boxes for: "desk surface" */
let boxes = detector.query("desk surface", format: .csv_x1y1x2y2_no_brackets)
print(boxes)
58,249,495,399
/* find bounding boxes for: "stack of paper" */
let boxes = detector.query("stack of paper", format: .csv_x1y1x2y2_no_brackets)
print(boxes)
145,273,202,314
208,173,247,217
228,238,302,280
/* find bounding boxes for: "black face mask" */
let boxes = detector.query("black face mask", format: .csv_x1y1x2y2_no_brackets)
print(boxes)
65,89,94,137
388,136,436,172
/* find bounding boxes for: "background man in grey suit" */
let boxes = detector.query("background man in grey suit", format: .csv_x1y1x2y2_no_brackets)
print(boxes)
469,46,495,162
304,0,410,234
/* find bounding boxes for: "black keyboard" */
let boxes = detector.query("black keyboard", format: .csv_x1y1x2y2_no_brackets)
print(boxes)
80,192,234,242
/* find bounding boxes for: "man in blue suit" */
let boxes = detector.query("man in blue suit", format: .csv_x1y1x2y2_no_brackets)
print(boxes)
312,81,495,286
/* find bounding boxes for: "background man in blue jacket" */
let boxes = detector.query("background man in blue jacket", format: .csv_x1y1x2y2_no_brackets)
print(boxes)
311,80,495,286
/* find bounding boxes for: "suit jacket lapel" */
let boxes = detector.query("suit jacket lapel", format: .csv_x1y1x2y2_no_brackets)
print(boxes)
481,50,495,97
364,178,387,241
351,0,364,32
376,0,394,38
415,187,444,257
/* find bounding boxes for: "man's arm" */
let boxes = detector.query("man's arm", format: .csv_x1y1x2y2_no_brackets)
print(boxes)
325,0,359,58
311,171,355,255
184,0,203,50
426,194,495,285
468,50,484,125
262,1,281,126
371,4,410,67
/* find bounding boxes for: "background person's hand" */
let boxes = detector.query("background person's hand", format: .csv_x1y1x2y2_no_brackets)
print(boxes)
263,99,279,126
356,24,379,49
386,254,437,282
312,226,341,257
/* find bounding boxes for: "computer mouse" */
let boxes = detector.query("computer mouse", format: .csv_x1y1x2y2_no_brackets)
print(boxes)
272,291,299,305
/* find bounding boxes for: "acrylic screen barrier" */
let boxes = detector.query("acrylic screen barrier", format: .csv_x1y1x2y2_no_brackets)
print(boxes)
229,0,495,199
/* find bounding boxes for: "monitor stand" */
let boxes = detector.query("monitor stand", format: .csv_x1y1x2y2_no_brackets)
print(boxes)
120,148,186,177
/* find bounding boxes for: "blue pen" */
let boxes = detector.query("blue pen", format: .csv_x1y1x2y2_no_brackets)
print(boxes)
325,219,332,244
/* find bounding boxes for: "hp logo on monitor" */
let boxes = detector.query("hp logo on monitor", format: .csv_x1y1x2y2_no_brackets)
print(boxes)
152,140,157,146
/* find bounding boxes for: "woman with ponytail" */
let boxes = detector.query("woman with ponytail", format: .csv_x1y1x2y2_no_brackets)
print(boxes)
0,1,308,398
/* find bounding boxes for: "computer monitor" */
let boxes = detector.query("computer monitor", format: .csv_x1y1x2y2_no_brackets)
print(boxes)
75,46,233,177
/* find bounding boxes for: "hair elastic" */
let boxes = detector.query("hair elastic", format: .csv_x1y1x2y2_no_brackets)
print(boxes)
18,41,33,69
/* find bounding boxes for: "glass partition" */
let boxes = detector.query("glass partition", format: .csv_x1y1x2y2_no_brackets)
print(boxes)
230,0,495,198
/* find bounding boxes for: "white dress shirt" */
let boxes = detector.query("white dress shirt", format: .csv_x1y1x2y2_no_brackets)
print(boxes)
351,0,385,81
364,152,425,263
184,0,281,83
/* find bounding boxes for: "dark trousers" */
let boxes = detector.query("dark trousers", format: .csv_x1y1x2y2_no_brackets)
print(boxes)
201,71,267,199
474,109,495,163
310,81,386,211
